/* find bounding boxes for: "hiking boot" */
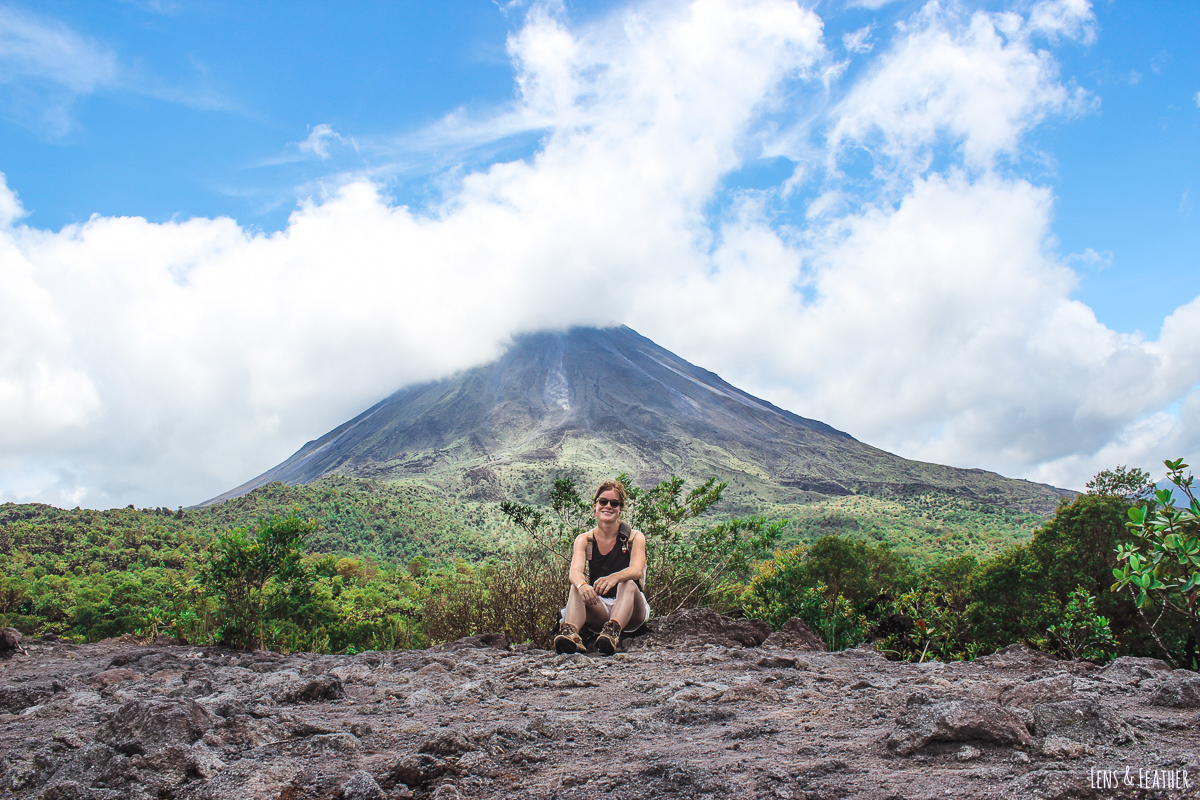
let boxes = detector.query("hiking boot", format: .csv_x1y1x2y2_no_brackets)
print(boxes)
596,620,623,655
554,623,584,654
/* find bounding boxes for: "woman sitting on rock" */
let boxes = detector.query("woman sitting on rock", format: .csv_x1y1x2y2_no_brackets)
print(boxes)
554,479,650,655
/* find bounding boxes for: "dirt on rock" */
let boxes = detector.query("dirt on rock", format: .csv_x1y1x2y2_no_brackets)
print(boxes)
1,611,1197,800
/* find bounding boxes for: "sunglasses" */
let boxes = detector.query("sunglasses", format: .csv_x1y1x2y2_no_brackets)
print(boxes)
595,497,623,508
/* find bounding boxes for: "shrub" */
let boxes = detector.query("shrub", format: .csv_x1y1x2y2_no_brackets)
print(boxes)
880,586,979,663
1113,458,1200,669
646,515,785,614
198,514,315,650
421,550,567,648
741,547,868,649
1038,587,1118,664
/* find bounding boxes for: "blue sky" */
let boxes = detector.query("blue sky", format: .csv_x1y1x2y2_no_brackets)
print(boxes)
1,0,1198,508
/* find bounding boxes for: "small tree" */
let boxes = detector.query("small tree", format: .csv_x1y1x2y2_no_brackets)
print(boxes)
1112,458,1200,668
743,553,867,651
1087,465,1154,503
200,514,314,651
499,477,593,562
648,515,785,612
1041,588,1118,663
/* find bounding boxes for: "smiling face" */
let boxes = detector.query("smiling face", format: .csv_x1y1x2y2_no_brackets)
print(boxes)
593,490,623,523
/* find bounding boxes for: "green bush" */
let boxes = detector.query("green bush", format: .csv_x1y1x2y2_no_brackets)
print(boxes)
741,547,868,649
968,490,1139,652
1038,587,1118,663
199,514,314,650
421,549,566,648
1113,458,1200,669
879,558,981,662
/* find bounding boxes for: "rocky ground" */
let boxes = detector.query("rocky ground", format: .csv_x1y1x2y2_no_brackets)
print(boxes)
2,610,1198,800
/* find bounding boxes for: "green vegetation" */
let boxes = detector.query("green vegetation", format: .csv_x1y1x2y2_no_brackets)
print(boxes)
499,475,784,613
199,514,314,650
1,461,1193,667
779,493,1047,566
0,477,480,650
1039,588,1119,663
1113,458,1200,669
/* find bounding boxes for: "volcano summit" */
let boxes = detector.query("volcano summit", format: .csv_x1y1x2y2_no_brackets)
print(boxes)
205,326,1068,512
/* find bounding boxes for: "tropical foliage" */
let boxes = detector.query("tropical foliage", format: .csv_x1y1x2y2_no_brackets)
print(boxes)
1112,458,1200,668
1,462,1193,666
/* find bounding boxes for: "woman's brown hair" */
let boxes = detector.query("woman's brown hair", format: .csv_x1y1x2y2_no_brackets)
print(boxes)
592,479,628,507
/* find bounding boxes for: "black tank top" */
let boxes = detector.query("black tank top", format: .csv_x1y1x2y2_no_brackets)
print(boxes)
587,527,642,598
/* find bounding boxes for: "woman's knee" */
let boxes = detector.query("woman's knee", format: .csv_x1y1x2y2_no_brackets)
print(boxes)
615,580,641,599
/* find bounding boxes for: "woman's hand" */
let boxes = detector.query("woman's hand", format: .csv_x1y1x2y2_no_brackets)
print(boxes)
577,582,602,606
592,576,614,596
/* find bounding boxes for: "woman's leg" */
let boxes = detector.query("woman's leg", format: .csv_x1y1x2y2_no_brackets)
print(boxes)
563,584,588,630
609,581,648,631
565,584,614,630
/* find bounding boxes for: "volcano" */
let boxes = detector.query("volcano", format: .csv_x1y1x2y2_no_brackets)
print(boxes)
204,326,1069,513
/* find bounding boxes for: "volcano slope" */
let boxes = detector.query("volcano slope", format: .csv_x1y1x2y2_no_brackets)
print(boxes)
205,326,1070,517
2,612,1197,800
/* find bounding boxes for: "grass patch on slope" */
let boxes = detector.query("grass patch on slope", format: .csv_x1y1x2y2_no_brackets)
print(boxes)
770,493,1047,566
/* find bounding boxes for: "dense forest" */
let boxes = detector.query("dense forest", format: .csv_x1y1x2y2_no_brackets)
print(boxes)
1,463,1196,669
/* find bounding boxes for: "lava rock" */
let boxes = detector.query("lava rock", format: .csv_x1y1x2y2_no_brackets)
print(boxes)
340,770,385,800
761,616,827,651
1099,656,1174,685
1,627,24,657
886,697,1032,755
272,674,344,704
432,632,512,652
384,753,451,789
1149,671,1200,708
1031,698,1137,745
0,681,62,714
629,608,771,649
973,643,1058,668
999,674,1074,708
99,698,215,756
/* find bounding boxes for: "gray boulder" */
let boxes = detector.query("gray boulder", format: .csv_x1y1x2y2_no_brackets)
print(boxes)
1032,698,1138,745
627,608,771,649
886,696,1032,756
0,680,63,714
0,627,24,657
99,698,215,756
1149,671,1200,708
1100,655,1174,685
761,617,827,651
1000,674,1074,708
271,674,344,704
340,770,385,800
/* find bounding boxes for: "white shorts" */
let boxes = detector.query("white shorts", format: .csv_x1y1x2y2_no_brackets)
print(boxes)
562,584,651,630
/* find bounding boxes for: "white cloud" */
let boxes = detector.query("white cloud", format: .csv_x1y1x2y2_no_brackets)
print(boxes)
0,6,118,92
1,0,1197,508
846,0,902,9
0,0,826,507
641,170,1195,487
297,124,357,161
1026,0,1097,45
0,5,119,136
842,25,874,54
1065,246,1112,269
828,1,1095,177
0,5,234,137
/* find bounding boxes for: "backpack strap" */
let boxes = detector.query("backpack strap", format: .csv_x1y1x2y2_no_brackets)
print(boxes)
585,522,632,561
